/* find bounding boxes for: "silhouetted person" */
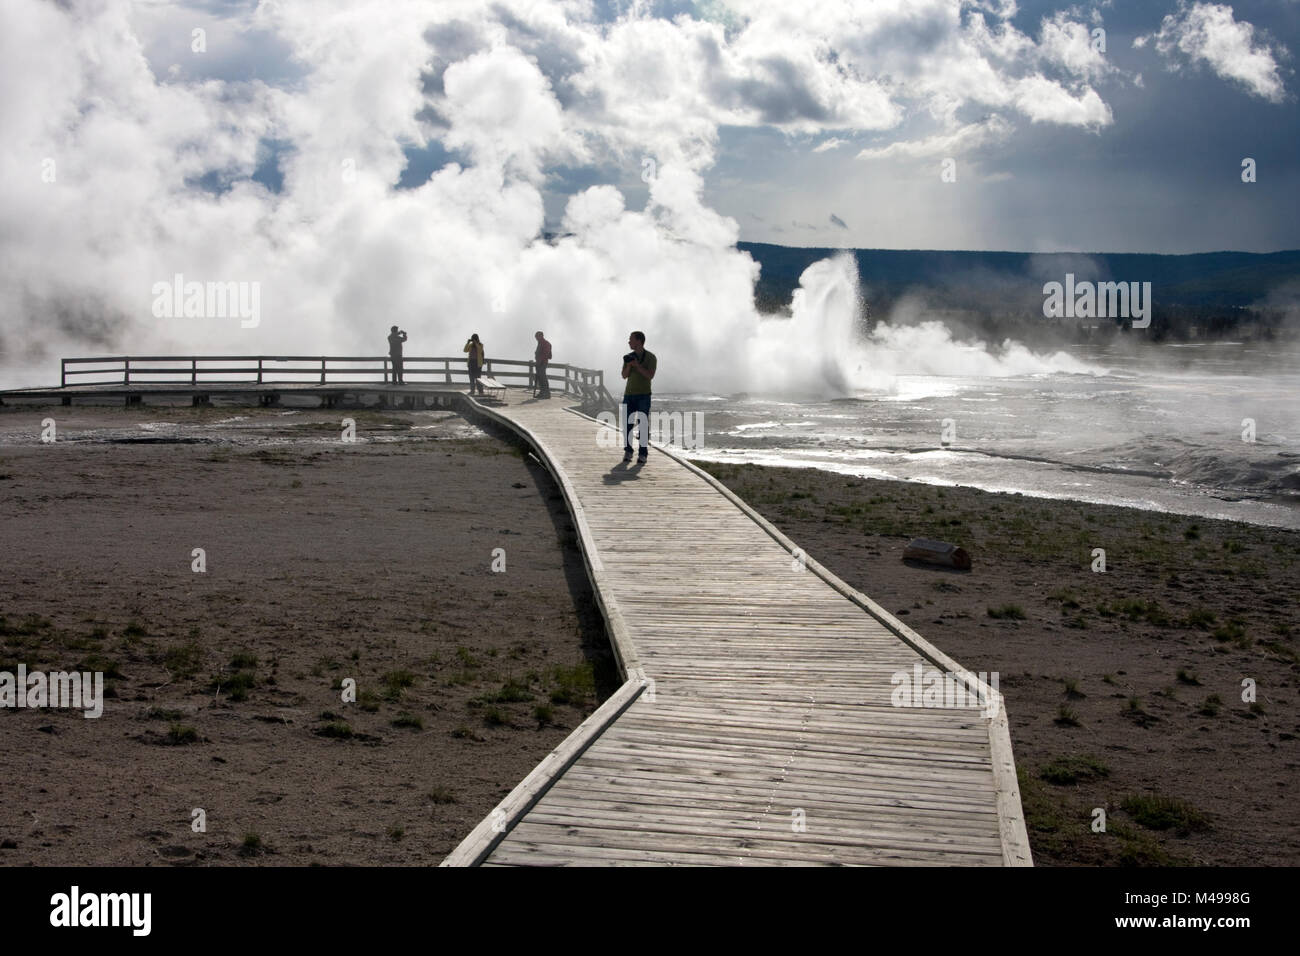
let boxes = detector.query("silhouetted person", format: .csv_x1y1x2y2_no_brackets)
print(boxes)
388,325,408,384
534,330,552,399
464,333,486,396
620,330,656,464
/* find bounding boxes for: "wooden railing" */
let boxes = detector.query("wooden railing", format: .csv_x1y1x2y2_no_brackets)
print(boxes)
59,355,611,403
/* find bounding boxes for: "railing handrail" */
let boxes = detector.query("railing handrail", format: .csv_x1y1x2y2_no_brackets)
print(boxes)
59,354,607,401
63,355,578,367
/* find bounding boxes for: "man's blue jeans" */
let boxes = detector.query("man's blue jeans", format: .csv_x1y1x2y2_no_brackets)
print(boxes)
622,393,652,456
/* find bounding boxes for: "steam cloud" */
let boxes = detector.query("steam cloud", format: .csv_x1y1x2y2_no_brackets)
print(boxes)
2,0,1120,393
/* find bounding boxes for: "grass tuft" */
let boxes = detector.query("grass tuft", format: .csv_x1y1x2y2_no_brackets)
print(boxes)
1053,705,1081,727
986,604,1027,620
1039,754,1110,785
166,723,199,745
1121,793,1210,834
548,662,596,705
239,832,264,856
483,678,533,703
160,642,203,678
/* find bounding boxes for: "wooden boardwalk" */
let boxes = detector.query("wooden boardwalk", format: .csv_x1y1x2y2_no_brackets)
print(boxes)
444,390,1031,867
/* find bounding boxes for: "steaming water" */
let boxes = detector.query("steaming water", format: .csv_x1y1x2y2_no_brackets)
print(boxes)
667,340,1300,531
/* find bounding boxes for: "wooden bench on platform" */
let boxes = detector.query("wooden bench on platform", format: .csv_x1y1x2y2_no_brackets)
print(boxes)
476,376,507,402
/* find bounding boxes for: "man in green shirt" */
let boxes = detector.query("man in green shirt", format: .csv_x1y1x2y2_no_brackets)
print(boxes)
620,331,656,464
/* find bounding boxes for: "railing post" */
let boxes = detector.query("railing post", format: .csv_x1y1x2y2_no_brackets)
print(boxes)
257,358,262,384
193,358,198,385
320,357,326,384
124,358,130,385
444,359,450,384
61,359,66,388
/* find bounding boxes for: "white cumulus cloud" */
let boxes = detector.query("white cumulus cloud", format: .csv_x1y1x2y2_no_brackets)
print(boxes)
1139,1,1288,103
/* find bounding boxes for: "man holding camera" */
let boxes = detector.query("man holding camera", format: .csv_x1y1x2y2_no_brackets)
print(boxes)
387,325,408,384
620,330,656,465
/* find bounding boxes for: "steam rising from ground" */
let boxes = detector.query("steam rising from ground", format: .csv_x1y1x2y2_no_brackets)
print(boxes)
1,0,1113,394
744,254,1100,398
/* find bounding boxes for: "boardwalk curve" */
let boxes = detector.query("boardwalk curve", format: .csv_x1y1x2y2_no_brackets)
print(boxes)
445,391,1032,867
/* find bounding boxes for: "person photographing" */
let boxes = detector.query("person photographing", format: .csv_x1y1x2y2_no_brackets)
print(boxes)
387,325,408,384
464,333,485,396
620,331,656,465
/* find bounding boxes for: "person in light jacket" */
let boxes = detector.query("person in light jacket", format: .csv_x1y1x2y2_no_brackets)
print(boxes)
464,333,486,396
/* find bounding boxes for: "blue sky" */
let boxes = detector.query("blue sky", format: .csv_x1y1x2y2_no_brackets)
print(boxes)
115,0,1299,253
695,1,1299,253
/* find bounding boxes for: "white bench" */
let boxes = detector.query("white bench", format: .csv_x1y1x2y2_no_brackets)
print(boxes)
476,376,507,402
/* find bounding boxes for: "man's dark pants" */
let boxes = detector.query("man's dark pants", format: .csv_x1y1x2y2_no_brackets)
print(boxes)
622,393,651,456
